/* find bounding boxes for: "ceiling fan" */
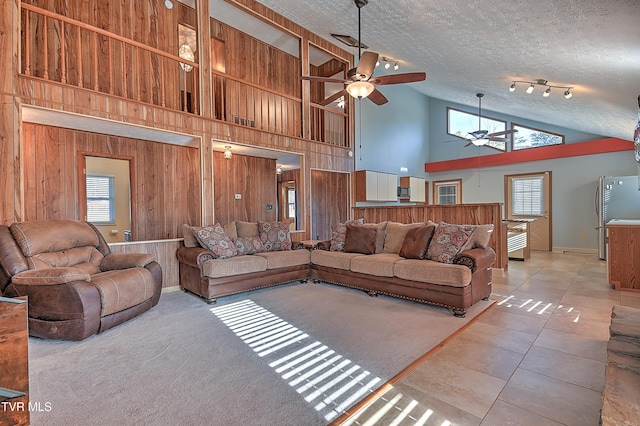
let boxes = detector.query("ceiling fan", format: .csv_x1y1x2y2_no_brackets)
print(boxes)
301,0,426,106
451,93,518,147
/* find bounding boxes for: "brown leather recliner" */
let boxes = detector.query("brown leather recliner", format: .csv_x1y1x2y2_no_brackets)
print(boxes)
0,219,162,340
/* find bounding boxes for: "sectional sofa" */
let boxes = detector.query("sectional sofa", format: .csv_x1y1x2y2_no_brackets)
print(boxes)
176,219,496,316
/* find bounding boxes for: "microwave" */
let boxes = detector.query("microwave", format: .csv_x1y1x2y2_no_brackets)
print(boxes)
397,186,411,197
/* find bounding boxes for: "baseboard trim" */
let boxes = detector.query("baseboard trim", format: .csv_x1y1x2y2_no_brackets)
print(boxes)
161,285,182,293
552,247,598,255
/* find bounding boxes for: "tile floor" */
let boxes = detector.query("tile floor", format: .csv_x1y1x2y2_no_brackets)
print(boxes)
341,251,640,426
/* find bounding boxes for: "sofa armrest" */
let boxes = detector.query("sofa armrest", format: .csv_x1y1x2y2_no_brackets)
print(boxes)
11,267,91,286
454,247,496,272
101,253,156,271
176,245,216,268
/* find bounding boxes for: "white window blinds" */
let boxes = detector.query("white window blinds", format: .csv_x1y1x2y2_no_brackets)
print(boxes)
511,177,544,216
86,175,115,223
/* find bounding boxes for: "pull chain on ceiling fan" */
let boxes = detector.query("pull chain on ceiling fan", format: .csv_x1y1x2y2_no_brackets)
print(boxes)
301,0,426,106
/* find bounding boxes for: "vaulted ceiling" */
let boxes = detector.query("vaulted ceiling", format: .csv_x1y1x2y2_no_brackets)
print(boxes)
257,0,640,141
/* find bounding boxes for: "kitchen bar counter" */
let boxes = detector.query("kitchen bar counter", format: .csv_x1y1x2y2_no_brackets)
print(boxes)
606,220,640,291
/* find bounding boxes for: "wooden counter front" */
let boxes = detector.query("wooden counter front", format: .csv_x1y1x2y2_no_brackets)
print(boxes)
606,221,640,292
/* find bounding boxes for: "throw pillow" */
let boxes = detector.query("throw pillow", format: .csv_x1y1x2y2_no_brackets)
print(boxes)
182,224,200,248
399,225,436,259
459,224,495,252
363,221,387,253
192,223,238,259
236,221,259,238
233,235,265,256
330,218,365,252
258,221,292,252
383,222,426,254
426,221,477,264
343,224,377,255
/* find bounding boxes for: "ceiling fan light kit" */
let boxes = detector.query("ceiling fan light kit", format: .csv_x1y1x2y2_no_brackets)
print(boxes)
510,79,574,99
300,0,426,106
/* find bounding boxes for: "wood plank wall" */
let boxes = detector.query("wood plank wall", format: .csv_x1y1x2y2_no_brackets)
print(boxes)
311,170,350,240
353,204,506,269
21,123,201,241
109,239,181,289
212,151,277,226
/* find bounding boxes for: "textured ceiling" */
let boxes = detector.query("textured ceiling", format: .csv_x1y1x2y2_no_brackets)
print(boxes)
257,0,640,141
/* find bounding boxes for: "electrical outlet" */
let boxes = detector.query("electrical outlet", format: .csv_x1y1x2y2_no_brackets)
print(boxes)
266,204,273,210
234,194,242,200
581,233,587,240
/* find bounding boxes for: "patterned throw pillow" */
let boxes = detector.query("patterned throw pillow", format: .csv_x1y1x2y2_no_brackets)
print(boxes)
426,221,477,264
258,221,292,252
233,235,265,255
330,218,365,252
191,223,238,259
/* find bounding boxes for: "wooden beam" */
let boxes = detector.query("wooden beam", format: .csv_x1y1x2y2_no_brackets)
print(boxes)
425,138,634,173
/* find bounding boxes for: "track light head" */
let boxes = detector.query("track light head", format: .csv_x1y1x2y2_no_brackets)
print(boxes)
384,62,390,70
393,62,399,70
543,87,551,97
526,84,535,94
509,82,516,92
564,89,572,99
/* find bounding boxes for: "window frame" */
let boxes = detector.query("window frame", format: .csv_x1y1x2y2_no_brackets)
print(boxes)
446,107,507,152
432,179,462,205
509,176,545,217
511,122,565,151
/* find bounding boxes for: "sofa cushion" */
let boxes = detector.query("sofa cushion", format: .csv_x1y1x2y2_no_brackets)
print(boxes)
255,249,310,269
394,259,472,287
330,219,365,252
202,255,268,278
383,222,426,254
233,235,266,255
192,223,238,260
258,221,292,252
399,225,436,259
350,253,402,277
310,250,363,270
344,224,377,255
363,221,387,254
460,224,495,251
236,221,259,238
10,219,99,257
92,267,155,317
427,222,477,264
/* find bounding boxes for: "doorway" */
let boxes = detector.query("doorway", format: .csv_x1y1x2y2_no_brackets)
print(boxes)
505,171,552,251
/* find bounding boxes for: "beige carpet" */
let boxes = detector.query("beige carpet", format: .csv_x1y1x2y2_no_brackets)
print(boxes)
28,281,492,426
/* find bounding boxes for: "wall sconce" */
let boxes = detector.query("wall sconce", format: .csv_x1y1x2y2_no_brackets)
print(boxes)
178,44,194,72
509,79,573,99
164,0,173,9
223,146,232,160
276,165,282,175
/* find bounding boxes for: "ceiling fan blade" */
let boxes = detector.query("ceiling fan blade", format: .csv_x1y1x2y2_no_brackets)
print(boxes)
464,141,473,147
319,89,347,106
301,76,348,84
488,137,509,142
369,72,426,85
355,51,379,80
487,129,518,137
367,88,388,105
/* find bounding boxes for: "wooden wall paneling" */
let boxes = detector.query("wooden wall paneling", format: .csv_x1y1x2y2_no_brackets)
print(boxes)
311,169,349,240
109,239,181,289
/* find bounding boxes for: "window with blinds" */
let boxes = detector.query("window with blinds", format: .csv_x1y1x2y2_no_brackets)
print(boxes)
433,179,462,205
511,177,544,216
86,175,115,223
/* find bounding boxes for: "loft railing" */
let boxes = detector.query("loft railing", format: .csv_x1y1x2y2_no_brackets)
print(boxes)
19,4,349,147
20,3,199,114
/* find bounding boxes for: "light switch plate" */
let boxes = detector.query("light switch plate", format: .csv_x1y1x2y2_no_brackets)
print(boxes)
235,194,242,200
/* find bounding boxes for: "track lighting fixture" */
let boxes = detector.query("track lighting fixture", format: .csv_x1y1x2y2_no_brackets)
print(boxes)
224,146,232,160
376,56,400,71
509,79,574,99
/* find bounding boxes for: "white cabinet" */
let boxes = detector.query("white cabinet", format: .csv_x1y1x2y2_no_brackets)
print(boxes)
400,176,426,203
354,170,398,202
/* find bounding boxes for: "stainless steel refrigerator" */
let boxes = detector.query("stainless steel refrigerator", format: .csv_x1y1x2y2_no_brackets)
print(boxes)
596,175,640,259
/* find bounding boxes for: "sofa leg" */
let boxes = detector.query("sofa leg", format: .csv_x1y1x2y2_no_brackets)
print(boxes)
312,279,321,284
300,278,308,283
452,308,466,318
205,297,218,305
367,290,378,297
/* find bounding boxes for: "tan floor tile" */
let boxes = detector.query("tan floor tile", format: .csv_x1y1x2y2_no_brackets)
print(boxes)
433,333,524,380
481,400,564,426
620,291,640,309
546,310,611,340
345,382,483,426
558,294,619,321
491,293,557,319
459,321,537,355
534,328,608,362
519,345,606,391
498,369,603,426
478,308,547,335
401,356,506,419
